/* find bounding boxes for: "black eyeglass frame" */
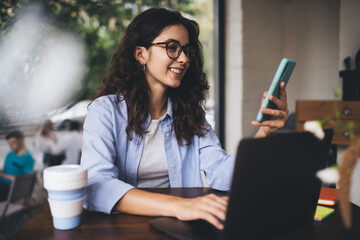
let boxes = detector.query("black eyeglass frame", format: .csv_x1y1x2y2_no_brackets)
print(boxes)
149,40,196,62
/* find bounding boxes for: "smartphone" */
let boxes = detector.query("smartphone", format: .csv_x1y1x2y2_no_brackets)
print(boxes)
256,58,296,122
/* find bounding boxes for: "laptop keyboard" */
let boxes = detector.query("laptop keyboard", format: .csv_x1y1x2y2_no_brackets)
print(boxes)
149,217,223,240
181,219,222,239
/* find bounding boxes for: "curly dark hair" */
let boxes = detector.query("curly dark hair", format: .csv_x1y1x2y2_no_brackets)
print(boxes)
96,8,209,145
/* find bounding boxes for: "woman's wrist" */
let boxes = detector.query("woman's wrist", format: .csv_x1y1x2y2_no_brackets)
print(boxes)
254,127,266,138
161,195,184,217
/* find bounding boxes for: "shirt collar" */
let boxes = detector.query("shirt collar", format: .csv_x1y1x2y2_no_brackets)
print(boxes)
164,97,173,120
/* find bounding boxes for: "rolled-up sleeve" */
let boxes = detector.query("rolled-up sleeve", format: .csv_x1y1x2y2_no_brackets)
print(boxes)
199,126,235,191
81,98,134,214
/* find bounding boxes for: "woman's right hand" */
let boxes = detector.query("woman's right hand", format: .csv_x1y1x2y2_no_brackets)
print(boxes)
170,193,229,230
115,189,229,230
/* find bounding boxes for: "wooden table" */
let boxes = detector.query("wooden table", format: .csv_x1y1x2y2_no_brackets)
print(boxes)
9,188,360,240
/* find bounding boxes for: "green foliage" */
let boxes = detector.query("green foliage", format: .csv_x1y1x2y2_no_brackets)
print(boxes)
335,109,340,120
0,0,213,102
334,88,342,100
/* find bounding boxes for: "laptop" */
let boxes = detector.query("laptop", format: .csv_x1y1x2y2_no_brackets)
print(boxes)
149,130,333,240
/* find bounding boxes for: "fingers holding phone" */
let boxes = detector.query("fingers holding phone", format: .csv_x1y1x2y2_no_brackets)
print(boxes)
252,83,289,130
268,81,289,115
255,58,295,123
252,57,295,138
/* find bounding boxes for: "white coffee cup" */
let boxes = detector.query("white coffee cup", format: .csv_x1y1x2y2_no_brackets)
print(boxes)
43,165,87,230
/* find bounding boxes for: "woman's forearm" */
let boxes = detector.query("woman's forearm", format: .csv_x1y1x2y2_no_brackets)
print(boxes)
113,188,180,217
113,188,228,230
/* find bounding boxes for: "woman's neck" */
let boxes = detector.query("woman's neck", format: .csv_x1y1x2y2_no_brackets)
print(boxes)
148,89,168,120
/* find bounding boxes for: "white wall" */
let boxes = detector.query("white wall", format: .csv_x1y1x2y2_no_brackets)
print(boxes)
225,0,341,152
242,0,284,139
284,0,340,113
225,0,243,155
224,0,360,207
339,0,360,70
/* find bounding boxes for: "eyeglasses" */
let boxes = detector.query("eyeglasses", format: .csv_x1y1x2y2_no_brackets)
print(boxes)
149,40,196,62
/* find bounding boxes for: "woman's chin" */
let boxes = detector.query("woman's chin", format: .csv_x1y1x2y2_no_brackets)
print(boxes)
166,79,182,88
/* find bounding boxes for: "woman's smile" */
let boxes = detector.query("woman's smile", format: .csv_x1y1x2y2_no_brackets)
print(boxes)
169,67,183,74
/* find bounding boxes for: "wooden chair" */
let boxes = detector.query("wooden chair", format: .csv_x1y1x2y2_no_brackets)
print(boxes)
0,171,37,223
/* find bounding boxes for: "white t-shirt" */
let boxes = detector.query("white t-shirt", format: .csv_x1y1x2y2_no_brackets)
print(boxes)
34,134,58,170
137,119,170,188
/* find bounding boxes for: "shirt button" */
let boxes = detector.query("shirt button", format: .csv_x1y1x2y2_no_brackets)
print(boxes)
166,132,170,137
170,164,175,168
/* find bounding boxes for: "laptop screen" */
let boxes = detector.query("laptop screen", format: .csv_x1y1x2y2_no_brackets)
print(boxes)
149,130,333,240
223,130,333,239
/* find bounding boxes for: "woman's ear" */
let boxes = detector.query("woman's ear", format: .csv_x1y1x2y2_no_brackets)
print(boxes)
134,46,148,65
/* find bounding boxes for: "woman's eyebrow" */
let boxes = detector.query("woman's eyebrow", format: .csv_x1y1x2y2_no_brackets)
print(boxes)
163,38,190,46
163,38,180,42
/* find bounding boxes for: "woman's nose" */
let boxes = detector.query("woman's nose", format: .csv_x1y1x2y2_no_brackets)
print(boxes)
176,50,190,63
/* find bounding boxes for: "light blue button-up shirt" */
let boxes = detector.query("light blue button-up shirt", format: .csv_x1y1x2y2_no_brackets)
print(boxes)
81,94,235,214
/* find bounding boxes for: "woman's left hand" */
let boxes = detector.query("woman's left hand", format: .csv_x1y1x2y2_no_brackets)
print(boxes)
252,81,289,138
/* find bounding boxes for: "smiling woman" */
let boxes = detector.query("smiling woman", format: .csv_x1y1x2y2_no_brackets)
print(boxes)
82,8,231,230
80,7,289,230
95,8,209,145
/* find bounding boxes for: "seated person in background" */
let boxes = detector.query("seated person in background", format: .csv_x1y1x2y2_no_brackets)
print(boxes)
0,130,35,201
53,120,83,165
35,119,65,168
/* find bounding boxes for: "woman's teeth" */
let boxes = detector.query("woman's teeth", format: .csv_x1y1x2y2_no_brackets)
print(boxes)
170,68,182,74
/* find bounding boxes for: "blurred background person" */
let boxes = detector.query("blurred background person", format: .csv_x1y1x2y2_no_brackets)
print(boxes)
0,130,35,201
57,120,83,165
35,120,65,169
